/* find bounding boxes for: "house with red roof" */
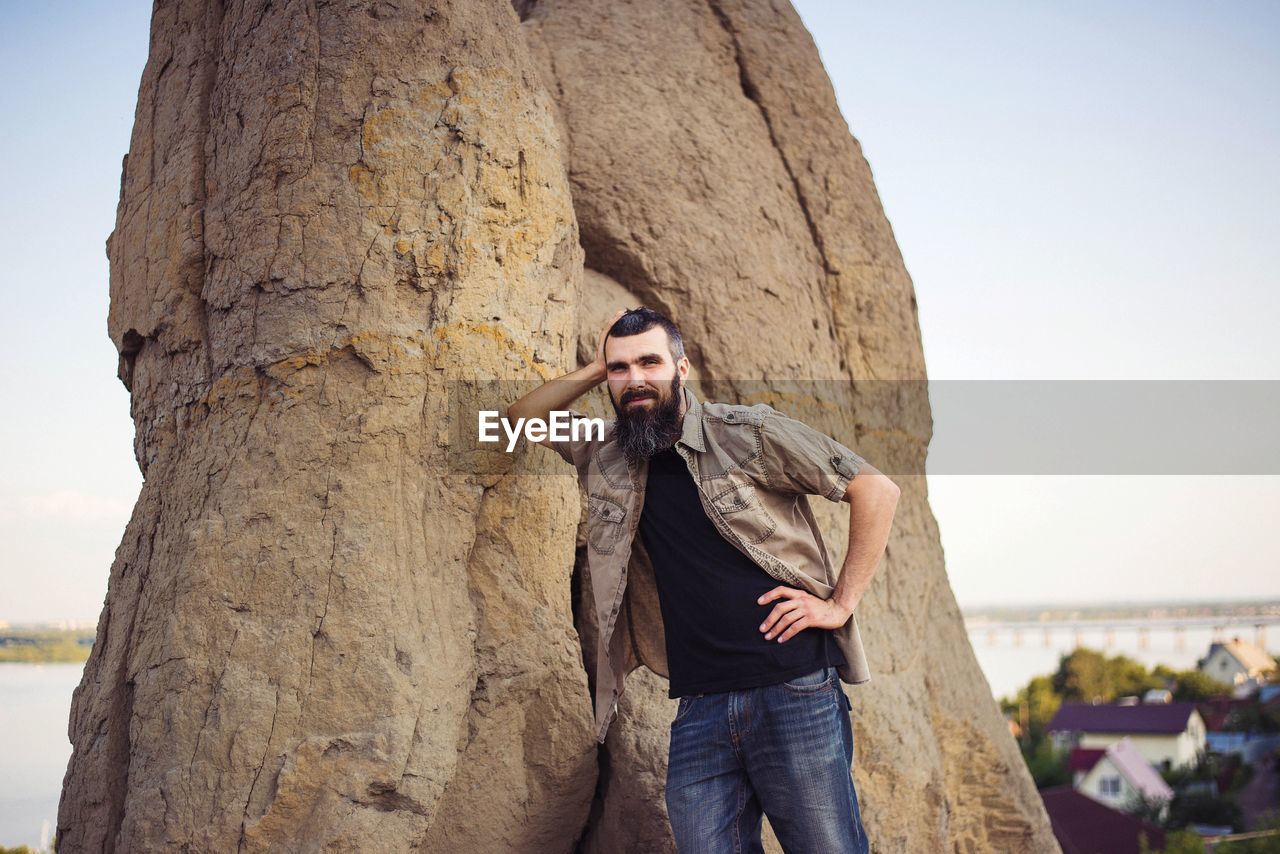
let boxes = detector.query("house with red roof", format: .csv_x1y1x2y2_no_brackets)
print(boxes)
1048,699,1206,772
1196,694,1256,731
1041,786,1166,854
1067,738,1174,821
1067,747,1107,787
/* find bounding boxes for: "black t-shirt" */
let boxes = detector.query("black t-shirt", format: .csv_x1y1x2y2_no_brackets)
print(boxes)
638,444,844,698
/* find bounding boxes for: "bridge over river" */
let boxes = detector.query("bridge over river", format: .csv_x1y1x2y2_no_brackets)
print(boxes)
964,614,1280,652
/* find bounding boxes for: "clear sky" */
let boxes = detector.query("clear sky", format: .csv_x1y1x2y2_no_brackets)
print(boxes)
1,1,1277,624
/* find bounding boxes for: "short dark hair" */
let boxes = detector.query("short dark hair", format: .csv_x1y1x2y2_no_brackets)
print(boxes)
606,307,686,363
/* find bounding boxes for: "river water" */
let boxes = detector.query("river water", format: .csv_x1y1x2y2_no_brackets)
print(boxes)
0,663,83,851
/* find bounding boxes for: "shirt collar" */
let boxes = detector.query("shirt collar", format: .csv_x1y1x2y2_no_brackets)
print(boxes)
677,383,705,453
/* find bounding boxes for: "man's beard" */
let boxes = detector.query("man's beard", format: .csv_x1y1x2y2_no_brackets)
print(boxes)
612,374,685,463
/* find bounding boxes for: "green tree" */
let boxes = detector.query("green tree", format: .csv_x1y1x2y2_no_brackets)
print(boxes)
1162,749,1215,789
1173,669,1226,702
1052,647,1110,701
1024,737,1071,789
1125,789,1172,826
1051,647,1164,703
1111,652,1164,698
1001,675,1063,742
1148,829,1207,854
1166,790,1242,831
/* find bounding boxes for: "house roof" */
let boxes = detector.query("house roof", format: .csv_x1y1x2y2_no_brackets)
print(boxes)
1047,701,1198,735
1067,747,1106,773
1197,696,1255,731
1041,786,1166,854
1211,637,1277,675
1101,738,1174,802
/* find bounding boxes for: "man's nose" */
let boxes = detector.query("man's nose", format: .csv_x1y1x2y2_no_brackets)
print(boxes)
626,365,648,386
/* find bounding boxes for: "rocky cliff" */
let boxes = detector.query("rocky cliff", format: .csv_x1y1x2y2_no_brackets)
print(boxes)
58,1,1059,851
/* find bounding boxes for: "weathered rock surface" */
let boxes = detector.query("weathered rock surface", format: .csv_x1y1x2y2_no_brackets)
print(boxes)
59,0,1059,851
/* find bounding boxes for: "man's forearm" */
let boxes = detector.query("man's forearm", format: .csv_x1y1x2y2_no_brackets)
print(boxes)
830,475,899,616
506,363,605,423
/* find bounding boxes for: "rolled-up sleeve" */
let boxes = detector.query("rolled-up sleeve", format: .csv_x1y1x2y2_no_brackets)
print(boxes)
758,408,866,502
544,407,604,471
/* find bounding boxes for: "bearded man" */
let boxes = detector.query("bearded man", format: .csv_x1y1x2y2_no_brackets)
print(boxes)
505,307,899,853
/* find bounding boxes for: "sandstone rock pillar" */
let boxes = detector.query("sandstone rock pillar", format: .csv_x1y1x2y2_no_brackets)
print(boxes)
61,0,1061,851
60,1,592,850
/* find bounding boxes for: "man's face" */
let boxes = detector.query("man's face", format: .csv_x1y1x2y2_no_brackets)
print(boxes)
604,326,690,461
605,326,684,411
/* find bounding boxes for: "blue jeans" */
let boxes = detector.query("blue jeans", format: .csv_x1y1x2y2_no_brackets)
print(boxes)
664,665,869,853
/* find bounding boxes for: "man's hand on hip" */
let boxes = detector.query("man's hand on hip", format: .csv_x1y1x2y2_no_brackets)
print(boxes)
757,586,855,643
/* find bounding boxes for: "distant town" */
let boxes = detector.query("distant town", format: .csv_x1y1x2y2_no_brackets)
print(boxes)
0,623,96,663
999,626,1280,852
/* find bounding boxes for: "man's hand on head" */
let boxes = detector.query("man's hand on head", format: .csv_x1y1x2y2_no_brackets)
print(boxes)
757,586,855,643
593,308,628,378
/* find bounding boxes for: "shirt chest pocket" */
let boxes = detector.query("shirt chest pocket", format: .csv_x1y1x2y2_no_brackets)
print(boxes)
708,481,777,545
587,494,628,554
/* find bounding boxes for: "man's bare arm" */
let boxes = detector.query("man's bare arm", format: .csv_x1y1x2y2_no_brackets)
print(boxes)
757,460,899,642
506,363,605,436
829,462,899,616
505,309,623,445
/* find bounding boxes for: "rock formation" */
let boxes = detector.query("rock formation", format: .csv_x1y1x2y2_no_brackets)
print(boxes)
59,0,1060,851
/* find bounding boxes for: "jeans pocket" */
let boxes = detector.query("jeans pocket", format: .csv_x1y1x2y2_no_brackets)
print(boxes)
672,694,697,725
781,666,832,694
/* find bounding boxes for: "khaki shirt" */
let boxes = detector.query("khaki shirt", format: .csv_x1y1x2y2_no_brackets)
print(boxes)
545,384,872,744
